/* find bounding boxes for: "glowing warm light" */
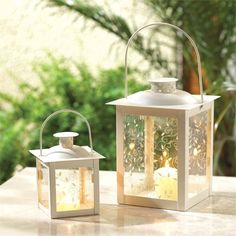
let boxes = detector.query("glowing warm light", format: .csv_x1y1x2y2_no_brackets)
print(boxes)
193,148,198,156
57,191,80,211
154,159,177,200
165,159,170,168
57,194,80,211
56,170,80,212
163,150,168,157
129,142,135,150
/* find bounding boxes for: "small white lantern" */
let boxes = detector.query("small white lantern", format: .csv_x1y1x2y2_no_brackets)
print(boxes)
108,22,219,211
30,109,105,218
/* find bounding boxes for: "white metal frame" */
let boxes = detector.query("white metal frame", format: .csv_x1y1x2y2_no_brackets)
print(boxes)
108,22,219,211
34,147,103,218
116,100,215,211
36,160,50,216
185,101,214,210
30,109,104,218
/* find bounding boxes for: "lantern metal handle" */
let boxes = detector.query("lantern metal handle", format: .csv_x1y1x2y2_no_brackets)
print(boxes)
39,109,93,156
125,22,204,104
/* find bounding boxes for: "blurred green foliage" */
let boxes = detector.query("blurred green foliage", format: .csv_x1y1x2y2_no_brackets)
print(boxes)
1,0,236,184
0,55,147,184
48,0,236,176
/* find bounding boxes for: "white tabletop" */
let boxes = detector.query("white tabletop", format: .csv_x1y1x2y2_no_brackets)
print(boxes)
0,168,236,235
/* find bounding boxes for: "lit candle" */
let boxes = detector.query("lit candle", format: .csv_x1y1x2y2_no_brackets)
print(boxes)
57,189,80,211
56,170,80,211
154,160,177,200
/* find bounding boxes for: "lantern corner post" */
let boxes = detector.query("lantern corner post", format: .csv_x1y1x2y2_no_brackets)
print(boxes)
207,102,215,196
35,159,40,208
177,110,189,211
93,159,100,214
116,106,125,204
48,163,57,218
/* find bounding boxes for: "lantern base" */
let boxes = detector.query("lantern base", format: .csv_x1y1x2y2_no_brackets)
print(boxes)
118,188,211,211
38,202,99,218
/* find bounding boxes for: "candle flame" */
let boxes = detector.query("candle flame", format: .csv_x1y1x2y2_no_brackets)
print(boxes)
129,142,135,150
163,150,168,157
165,159,170,168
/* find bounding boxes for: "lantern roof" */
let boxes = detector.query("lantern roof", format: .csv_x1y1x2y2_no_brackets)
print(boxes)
108,78,219,108
113,78,209,107
30,146,105,163
107,94,219,110
108,78,219,110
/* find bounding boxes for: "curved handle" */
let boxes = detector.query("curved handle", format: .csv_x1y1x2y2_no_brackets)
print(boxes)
125,22,204,104
40,109,93,156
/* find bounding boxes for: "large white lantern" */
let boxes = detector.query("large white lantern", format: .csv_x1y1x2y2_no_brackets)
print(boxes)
108,22,219,211
30,109,105,218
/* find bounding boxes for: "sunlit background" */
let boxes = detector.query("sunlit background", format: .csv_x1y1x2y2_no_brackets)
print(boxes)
0,0,236,184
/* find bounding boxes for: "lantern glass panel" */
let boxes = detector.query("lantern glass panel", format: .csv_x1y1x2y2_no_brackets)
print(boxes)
123,114,178,201
56,167,94,212
37,160,49,209
188,109,212,198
